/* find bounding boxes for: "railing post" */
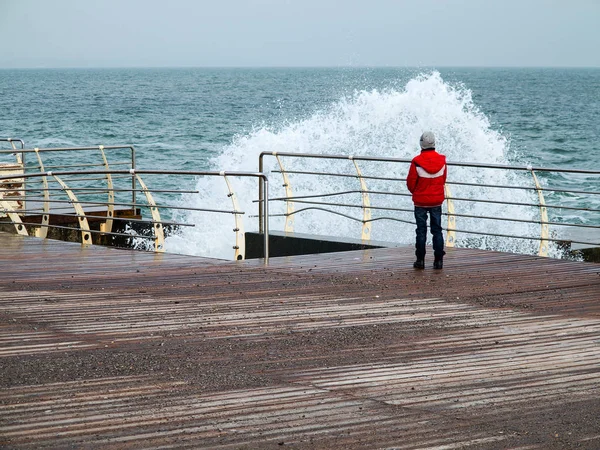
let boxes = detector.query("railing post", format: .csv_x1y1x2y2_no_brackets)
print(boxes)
258,153,264,235
0,199,28,236
350,156,371,242
275,153,295,233
262,174,269,264
131,146,137,210
530,168,549,257
222,173,245,261
133,171,165,252
33,148,50,238
52,173,92,247
99,145,115,235
444,185,456,247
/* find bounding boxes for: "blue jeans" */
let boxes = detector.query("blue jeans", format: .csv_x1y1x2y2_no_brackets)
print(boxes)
414,206,445,260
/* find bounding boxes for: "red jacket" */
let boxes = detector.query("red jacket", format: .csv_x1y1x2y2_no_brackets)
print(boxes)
406,149,447,207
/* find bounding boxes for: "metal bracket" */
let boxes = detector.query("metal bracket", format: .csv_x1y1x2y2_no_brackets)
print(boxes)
98,145,115,234
444,184,456,247
135,174,165,252
52,174,92,246
223,175,245,260
275,155,294,233
0,199,28,236
10,140,23,164
33,148,50,238
350,157,371,242
531,169,549,257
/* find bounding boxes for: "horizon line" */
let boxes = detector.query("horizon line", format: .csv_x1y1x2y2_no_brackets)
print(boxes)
1,64,599,70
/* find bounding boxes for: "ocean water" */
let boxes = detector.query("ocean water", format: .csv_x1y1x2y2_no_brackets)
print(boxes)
1,67,599,259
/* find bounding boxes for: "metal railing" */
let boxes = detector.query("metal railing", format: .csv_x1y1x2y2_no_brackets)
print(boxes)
3,140,596,262
0,144,137,217
0,168,270,264
0,138,25,149
259,151,600,257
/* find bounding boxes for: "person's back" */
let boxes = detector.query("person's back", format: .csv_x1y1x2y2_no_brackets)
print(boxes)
406,147,446,207
406,131,447,269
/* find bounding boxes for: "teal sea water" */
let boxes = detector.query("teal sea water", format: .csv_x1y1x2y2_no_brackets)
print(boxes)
2,67,599,168
1,67,598,257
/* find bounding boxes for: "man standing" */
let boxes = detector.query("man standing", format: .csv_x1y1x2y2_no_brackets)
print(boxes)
406,131,447,269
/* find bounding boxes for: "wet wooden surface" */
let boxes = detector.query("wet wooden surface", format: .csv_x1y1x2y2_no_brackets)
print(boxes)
1,232,599,449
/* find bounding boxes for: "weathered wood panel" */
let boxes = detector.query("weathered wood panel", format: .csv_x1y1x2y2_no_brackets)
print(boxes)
1,232,599,449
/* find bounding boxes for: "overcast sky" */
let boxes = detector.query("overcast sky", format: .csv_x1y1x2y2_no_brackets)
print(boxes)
1,0,599,68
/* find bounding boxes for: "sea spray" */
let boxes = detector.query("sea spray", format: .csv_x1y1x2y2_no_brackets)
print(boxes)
165,72,547,259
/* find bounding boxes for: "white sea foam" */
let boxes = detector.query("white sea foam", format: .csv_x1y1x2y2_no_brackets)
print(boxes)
165,72,552,259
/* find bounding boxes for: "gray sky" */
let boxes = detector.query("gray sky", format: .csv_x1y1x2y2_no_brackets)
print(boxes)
1,0,599,68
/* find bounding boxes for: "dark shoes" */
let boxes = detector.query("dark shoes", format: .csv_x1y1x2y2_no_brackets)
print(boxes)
414,258,444,269
413,259,425,269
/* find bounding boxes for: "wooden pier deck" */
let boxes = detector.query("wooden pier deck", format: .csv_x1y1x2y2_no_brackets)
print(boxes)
1,232,599,449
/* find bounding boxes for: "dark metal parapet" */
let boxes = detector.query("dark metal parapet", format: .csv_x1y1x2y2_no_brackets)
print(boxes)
245,230,395,259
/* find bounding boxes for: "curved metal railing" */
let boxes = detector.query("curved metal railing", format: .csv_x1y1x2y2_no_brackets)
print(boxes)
0,168,270,263
2,141,596,262
0,144,137,220
259,151,600,258
0,138,25,149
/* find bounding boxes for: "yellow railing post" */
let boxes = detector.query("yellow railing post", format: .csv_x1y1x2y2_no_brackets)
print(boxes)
98,145,115,234
51,173,92,247
223,173,245,260
133,171,165,252
0,199,28,236
350,156,371,242
274,153,295,234
33,148,51,238
530,168,549,257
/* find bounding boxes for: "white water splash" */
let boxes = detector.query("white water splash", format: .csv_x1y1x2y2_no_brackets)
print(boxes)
165,72,551,259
